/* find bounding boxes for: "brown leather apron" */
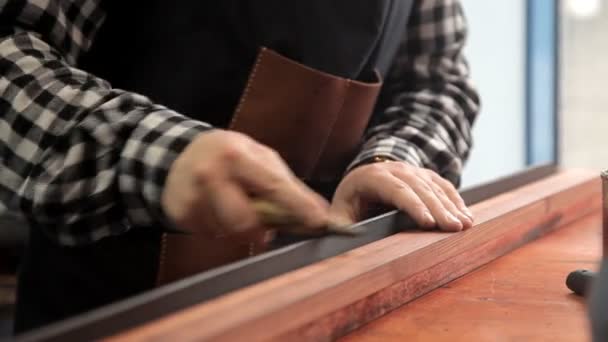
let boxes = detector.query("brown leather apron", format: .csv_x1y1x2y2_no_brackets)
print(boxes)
157,48,382,284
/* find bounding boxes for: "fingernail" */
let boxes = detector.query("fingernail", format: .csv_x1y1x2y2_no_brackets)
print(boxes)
330,215,354,227
466,213,475,226
461,216,473,230
463,208,474,219
448,213,463,231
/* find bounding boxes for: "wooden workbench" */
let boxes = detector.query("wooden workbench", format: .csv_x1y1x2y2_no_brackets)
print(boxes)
19,167,603,341
341,212,601,342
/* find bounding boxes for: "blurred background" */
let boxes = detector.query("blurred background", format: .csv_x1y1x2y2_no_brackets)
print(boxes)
461,0,607,186
560,0,607,170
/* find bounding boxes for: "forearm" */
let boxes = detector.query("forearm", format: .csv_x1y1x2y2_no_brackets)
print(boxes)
1,31,211,245
350,0,480,186
352,81,479,185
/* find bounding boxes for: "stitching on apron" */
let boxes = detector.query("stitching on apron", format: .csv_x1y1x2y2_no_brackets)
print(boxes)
156,232,168,285
229,47,267,129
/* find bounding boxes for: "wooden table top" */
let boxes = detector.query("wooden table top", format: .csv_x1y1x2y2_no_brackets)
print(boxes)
341,213,602,342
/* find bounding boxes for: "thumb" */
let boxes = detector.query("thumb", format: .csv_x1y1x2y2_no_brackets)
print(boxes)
329,194,358,226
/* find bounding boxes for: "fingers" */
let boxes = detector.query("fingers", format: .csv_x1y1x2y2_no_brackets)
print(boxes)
165,131,329,242
431,173,474,222
428,180,473,230
230,148,329,228
394,170,463,232
204,181,260,237
384,175,437,229
331,166,435,229
332,161,474,233
329,190,359,226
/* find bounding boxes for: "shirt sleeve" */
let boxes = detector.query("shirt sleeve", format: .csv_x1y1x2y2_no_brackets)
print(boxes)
349,0,481,186
0,0,212,246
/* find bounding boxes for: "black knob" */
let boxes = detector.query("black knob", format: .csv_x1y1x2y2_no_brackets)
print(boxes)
566,269,597,297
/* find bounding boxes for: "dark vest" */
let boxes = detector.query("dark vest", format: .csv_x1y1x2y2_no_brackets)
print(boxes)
15,0,413,333
81,0,411,127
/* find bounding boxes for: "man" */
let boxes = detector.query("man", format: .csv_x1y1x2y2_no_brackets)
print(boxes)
0,0,480,332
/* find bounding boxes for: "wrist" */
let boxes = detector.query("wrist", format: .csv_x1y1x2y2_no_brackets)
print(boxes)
343,155,396,180
362,155,394,165
120,112,212,231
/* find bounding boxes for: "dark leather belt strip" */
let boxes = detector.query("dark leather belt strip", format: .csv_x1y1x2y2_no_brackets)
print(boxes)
18,165,557,342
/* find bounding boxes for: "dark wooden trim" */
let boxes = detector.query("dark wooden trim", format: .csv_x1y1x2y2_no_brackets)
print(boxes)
460,164,557,204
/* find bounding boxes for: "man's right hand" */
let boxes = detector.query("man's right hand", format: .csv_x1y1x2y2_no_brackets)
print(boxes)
161,130,329,240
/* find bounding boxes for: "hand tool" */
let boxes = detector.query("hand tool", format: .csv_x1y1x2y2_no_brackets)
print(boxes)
252,199,366,236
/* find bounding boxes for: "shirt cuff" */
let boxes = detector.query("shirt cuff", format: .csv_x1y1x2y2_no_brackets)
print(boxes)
119,109,212,231
347,137,426,172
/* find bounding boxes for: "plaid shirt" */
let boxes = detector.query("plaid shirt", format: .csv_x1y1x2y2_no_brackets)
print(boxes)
0,0,480,246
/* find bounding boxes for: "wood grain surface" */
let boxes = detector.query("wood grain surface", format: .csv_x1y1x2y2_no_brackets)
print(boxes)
341,212,601,342
106,169,601,342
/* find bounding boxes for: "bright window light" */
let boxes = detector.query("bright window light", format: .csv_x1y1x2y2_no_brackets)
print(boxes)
566,0,602,19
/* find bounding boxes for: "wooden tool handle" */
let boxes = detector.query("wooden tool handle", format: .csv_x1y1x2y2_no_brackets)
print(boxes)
252,199,365,236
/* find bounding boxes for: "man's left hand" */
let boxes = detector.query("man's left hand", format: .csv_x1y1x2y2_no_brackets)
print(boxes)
330,161,473,232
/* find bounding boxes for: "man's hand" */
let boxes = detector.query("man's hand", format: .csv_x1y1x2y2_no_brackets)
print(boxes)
330,161,473,232
162,130,329,240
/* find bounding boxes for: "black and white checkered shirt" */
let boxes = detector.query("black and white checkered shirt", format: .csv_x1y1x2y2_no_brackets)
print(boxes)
0,0,480,246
